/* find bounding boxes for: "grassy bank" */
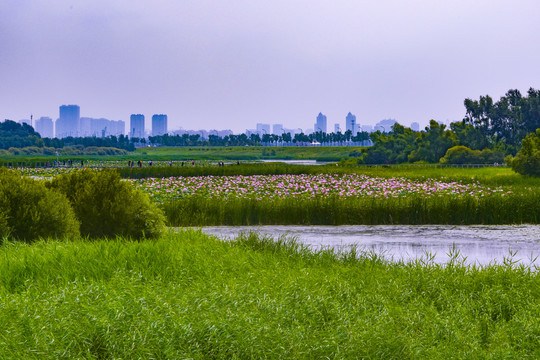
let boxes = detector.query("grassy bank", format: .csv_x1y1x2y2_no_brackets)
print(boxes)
0,146,365,164
161,193,540,226
131,146,364,161
0,230,539,359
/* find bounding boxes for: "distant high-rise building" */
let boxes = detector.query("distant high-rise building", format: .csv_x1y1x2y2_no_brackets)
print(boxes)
35,116,54,138
334,123,341,133
353,124,362,135
345,112,356,133
314,113,327,133
130,114,145,138
256,123,270,136
152,114,168,136
411,122,420,132
374,118,397,132
56,105,80,138
80,117,125,137
272,124,284,135
362,125,373,133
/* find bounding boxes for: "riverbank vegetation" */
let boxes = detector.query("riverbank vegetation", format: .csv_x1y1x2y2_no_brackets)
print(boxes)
9,165,540,226
0,230,539,358
0,168,164,241
160,193,539,226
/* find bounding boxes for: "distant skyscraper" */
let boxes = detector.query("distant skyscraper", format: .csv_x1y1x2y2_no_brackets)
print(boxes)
130,114,145,138
374,119,397,132
334,123,341,133
345,112,356,133
362,125,373,133
314,113,327,133
56,105,80,138
80,117,125,137
272,124,284,135
256,123,270,136
35,116,54,138
411,122,420,131
152,114,168,136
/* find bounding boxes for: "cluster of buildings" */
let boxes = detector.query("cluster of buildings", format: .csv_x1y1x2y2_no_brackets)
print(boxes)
18,105,168,139
129,114,168,138
247,112,421,138
17,106,423,140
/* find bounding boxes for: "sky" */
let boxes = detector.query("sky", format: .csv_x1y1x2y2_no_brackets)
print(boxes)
2,0,540,133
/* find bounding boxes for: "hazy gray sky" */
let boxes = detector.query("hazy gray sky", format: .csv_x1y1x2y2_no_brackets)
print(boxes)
2,0,540,133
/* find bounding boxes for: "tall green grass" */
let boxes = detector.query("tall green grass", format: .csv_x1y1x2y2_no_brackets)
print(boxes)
161,193,540,226
0,230,539,358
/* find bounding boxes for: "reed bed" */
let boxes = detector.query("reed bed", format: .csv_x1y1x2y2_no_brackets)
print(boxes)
161,193,539,226
0,230,539,359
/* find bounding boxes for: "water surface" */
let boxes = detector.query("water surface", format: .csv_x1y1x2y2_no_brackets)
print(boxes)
199,225,540,266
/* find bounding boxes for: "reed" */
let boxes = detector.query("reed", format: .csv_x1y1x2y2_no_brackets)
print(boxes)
0,230,539,358
161,192,540,226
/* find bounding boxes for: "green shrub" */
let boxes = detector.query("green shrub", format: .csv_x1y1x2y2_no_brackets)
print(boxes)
47,169,166,239
440,145,505,164
0,168,80,241
510,129,540,176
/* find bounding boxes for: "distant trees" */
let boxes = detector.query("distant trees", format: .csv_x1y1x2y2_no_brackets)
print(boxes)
463,88,540,153
0,120,43,149
440,146,505,165
508,129,540,176
408,120,457,163
357,88,540,165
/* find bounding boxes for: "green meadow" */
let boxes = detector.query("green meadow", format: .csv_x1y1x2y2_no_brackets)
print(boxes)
1,162,539,358
1,230,539,359
0,146,365,164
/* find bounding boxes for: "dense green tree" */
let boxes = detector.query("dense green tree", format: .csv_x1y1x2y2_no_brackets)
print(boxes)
509,129,540,176
408,121,457,163
361,124,418,164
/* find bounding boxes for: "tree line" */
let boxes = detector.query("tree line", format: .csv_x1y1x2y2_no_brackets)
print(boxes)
0,120,135,151
358,88,540,165
2,87,539,163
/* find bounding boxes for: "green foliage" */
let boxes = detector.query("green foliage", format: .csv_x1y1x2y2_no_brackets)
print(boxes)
463,88,540,149
361,124,418,164
0,120,44,149
408,120,457,163
0,168,79,241
440,145,505,164
161,192,539,226
510,129,540,176
1,231,540,358
47,169,165,239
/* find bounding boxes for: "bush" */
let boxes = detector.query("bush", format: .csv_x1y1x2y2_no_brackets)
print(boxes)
510,129,540,176
47,169,166,239
0,168,80,241
440,145,505,164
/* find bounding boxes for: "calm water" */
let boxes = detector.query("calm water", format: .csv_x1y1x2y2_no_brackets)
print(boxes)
199,225,540,266
260,159,332,165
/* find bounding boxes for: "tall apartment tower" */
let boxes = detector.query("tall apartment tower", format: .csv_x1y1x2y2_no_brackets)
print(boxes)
314,113,327,133
130,114,145,138
345,112,356,133
272,124,284,135
56,105,80,138
151,114,167,136
256,123,271,136
35,116,54,138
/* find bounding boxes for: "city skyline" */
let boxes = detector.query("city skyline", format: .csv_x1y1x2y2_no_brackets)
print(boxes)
2,1,540,133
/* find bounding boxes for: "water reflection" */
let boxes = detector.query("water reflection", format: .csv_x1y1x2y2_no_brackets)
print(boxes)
199,225,540,266
260,160,332,165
